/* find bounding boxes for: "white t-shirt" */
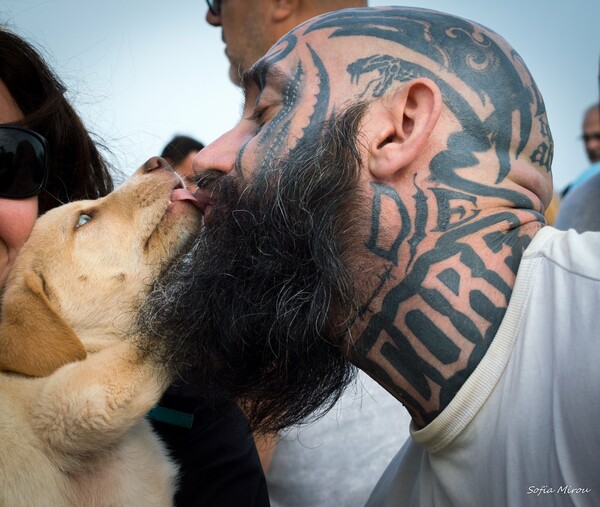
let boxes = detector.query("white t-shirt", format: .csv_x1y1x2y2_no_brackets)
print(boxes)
366,227,600,507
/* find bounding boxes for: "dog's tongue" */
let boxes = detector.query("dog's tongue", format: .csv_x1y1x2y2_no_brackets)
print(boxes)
171,188,201,209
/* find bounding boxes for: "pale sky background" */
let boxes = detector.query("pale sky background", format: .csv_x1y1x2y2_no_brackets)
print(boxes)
1,0,598,192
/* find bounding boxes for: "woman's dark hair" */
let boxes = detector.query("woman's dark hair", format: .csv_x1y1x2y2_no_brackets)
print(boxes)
0,28,114,214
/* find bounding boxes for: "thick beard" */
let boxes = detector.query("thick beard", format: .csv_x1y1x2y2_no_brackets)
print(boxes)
137,102,370,433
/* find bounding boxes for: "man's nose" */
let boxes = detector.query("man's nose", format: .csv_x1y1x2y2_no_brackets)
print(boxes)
192,129,247,176
205,9,221,27
586,137,600,148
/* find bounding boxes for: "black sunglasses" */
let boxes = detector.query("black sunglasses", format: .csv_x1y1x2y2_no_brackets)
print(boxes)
206,0,221,16
0,125,48,199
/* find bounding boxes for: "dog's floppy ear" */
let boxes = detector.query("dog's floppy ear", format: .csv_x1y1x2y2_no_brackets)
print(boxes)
0,270,87,376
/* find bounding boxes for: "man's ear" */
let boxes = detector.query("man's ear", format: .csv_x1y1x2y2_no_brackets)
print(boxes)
271,0,299,22
367,78,442,180
0,270,86,377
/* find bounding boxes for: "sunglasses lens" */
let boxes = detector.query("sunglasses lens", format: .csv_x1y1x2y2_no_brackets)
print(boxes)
0,127,47,198
207,0,220,15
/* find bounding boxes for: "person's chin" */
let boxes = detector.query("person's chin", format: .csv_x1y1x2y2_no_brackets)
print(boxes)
228,66,243,87
225,55,243,86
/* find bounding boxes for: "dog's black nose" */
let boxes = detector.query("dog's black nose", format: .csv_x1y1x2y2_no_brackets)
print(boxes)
144,156,170,173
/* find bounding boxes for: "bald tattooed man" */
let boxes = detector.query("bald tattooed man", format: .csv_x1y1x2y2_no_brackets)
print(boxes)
139,7,600,506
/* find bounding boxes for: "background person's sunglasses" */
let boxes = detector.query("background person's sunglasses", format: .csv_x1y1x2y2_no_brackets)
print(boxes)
0,125,48,199
206,0,221,16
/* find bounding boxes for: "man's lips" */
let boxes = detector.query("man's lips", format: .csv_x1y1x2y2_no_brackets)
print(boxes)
191,188,216,216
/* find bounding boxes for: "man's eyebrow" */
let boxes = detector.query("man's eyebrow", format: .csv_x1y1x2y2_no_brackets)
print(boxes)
241,60,292,99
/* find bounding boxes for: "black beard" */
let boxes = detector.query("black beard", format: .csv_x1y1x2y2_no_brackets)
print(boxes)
137,102,370,433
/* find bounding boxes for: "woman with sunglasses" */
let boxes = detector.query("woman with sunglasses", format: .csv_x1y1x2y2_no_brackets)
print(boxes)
0,28,113,292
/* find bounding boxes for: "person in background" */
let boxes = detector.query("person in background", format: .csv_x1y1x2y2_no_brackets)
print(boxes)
139,7,600,506
554,171,600,232
555,103,600,231
206,0,368,87
582,102,600,163
0,27,113,294
205,1,411,506
561,102,600,196
161,134,205,189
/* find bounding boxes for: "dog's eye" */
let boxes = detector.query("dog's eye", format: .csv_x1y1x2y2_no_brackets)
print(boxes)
75,214,92,228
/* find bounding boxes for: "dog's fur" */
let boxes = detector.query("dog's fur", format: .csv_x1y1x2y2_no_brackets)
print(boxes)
0,162,201,506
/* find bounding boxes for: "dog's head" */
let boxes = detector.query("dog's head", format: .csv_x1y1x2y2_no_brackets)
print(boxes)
0,158,201,376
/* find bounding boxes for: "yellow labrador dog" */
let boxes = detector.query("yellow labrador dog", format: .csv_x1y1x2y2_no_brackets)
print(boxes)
0,158,200,507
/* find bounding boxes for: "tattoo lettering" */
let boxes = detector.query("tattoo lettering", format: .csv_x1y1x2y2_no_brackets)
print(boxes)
408,177,428,270
530,116,553,172
306,9,547,423
431,188,480,231
366,182,411,266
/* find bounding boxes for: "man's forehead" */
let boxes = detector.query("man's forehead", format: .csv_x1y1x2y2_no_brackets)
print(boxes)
584,107,600,125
